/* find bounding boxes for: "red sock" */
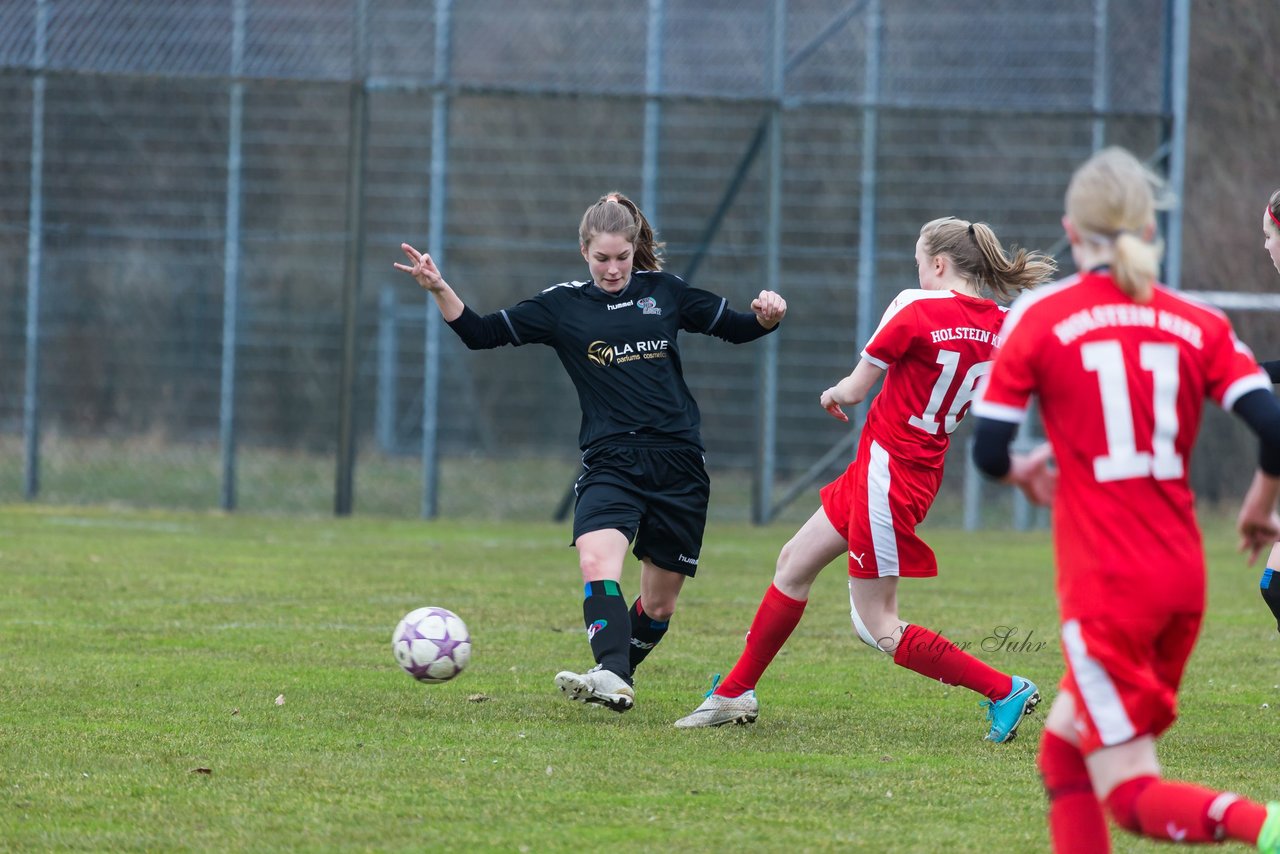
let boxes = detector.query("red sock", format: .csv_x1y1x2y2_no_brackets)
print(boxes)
1038,731,1109,853
1109,776,1268,844
1137,782,1267,844
1220,798,1269,846
891,624,1013,701
717,584,806,697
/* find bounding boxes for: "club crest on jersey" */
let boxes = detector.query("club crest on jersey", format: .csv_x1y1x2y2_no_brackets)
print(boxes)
587,340,616,366
636,296,662,316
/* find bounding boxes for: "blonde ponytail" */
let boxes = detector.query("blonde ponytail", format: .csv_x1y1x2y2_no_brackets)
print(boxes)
1065,147,1164,304
1112,231,1160,302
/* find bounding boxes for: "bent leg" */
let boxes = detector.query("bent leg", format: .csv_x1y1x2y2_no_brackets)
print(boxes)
715,508,846,697
847,575,905,651
627,559,686,673
848,574,1015,703
1088,738,1270,846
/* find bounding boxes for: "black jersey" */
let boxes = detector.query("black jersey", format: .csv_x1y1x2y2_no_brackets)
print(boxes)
446,270,776,451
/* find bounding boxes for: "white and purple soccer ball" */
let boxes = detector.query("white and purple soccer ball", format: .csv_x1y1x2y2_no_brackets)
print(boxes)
392,606,471,684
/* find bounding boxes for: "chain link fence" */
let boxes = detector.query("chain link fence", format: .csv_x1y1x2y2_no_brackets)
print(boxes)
3,0,1231,525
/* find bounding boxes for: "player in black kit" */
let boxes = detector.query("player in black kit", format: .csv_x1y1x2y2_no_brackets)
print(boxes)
396,192,787,713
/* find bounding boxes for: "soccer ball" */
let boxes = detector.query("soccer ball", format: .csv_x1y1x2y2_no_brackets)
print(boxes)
392,606,471,683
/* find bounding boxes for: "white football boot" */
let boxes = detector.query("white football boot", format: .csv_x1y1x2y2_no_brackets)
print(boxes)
554,664,635,713
674,688,759,728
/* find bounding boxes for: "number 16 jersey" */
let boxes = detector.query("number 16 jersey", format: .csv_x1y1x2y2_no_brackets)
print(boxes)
975,270,1271,619
861,288,1007,470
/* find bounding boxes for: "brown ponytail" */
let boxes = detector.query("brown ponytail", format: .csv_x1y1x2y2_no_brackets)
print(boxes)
578,191,665,271
919,217,1056,299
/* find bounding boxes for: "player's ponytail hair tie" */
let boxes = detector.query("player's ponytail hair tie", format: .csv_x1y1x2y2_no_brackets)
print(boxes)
1267,205,1280,231
967,222,976,238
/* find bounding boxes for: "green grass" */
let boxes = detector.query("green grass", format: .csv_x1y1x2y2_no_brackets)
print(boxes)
2,504,1277,852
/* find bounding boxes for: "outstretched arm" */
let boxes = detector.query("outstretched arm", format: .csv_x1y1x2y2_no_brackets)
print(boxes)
819,359,884,423
394,243,464,322
707,290,788,343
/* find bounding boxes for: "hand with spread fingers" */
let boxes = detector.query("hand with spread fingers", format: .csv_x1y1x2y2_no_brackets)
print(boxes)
394,243,448,294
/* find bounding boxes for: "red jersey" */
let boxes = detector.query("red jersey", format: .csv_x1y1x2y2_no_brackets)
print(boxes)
974,271,1270,619
862,289,1007,470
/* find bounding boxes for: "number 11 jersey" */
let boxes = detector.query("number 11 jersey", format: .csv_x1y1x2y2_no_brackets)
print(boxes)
861,288,1007,470
975,270,1270,618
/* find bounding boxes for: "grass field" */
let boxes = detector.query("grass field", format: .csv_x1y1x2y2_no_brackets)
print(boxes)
3,503,1277,852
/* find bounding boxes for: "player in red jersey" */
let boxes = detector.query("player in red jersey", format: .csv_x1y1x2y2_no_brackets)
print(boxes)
972,147,1280,852
676,216,1056,741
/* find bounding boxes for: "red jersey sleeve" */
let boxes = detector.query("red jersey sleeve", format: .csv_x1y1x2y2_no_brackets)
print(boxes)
973,292,1041,424
1201,316,1271,409
861,291,922,369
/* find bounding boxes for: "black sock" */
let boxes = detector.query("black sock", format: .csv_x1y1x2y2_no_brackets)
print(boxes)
583,580,631,681
628,597,669,674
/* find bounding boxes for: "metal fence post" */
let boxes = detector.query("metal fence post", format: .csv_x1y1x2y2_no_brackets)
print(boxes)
421,0,453,519
1091,0,1109,150
642,0,664,220
852,0,882,431
753,0,786,525
335,0,371,516
22,0,48,501
219,0,246,512
1163,0,1190,290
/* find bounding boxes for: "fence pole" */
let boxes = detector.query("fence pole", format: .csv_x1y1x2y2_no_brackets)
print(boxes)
1091,0,1109,150
753,0,786,525
335,0,371,516
22,0,48,501
421,0,453,519
852,0,882,427
1163,0,1190,290
641,0,664,220
219,0,246,511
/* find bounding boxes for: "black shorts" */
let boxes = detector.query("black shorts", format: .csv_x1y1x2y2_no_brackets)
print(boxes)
571,444,711,576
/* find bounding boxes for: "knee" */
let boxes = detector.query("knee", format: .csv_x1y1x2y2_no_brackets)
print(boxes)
774,538,817,594
1038,730,1092,801
639,597,676,622
577,550,612,581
